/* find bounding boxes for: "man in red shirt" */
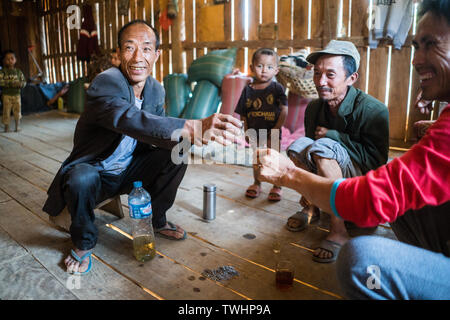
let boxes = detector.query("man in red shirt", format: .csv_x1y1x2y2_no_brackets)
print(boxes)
255,0,450,299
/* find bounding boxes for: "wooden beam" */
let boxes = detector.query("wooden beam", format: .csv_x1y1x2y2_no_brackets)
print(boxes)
277,0,293,56
323,0,339,44
179,35,414,51
171,0,184,73
182,38,322,50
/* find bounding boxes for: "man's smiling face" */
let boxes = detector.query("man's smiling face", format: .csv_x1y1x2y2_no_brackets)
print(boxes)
119,23,160,88
412,12,450,102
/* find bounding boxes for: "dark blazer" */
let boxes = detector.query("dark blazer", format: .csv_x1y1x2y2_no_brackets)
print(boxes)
43,67,186,216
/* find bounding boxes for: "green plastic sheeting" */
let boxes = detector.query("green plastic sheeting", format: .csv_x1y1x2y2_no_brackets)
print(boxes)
181,80,221,119
187,48,237,87
163,73,191,117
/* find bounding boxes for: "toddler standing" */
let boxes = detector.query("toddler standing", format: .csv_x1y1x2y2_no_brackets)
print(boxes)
0,50,26,132
235,48,288,201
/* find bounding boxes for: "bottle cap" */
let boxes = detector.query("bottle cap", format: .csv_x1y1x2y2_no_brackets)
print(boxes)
203,184,216,192
133,181,143,188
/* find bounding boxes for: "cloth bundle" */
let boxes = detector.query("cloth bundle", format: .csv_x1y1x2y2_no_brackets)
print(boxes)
163,48,237,119
220,73,253,119
182,80,221,119
279,50,309,68
277,49,317,99
369,0,413,50
284,93,311,134
76,4,99,62
163,73,191,117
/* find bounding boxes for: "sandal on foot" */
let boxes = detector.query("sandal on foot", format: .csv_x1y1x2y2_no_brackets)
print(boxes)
312,239,342,263
69,249,93,275
286,207,320,232
245,184,261,198
268,186,282,202
155,221,187,240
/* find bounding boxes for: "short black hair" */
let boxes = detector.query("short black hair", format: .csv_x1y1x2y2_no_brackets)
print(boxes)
419,0,450,25
117,20,160,50
342,55,357,78
252,48,278,65
1,50,15,67
2,49,15,60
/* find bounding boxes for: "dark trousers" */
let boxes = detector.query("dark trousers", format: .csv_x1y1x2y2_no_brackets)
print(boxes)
63,148,187,250
390,201,450,257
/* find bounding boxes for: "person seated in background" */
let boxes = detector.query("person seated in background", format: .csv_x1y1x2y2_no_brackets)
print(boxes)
110,49,121,67
254,0,450,299
46,84,69,108
284,40,389,263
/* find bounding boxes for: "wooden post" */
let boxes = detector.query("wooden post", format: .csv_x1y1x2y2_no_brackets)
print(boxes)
171,0,184,74
323,0,339,46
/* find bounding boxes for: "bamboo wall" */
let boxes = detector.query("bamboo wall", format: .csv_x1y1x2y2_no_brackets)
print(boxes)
37,0,437,148
0,1,43,82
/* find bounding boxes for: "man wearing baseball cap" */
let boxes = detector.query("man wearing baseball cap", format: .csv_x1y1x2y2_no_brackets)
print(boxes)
285,40,389,263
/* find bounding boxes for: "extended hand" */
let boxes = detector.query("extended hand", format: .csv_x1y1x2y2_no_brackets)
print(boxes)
185,113,243,146
254,148,296,186
314,126,328,139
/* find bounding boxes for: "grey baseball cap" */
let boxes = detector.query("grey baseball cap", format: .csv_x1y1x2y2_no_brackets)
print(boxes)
306,40,360,71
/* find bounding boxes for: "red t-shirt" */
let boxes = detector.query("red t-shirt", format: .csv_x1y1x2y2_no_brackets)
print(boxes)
332,105,450,227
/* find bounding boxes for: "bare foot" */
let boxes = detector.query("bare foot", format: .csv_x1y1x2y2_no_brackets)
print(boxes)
64,249,91,274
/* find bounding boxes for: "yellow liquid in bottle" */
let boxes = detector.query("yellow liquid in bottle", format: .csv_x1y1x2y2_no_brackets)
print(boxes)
133,235,156,262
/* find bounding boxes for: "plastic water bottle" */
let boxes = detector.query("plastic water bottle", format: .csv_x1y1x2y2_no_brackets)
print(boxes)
128,181,156,262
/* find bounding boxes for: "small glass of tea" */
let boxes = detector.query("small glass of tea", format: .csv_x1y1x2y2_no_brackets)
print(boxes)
275,260,294,290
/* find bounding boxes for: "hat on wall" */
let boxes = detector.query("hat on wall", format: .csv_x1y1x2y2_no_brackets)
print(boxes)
306,40,360,71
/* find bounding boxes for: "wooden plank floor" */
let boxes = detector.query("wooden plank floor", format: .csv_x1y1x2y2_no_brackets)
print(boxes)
0,110,397,300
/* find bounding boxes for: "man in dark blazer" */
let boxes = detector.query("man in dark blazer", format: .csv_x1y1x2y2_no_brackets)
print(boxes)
43,20,242,274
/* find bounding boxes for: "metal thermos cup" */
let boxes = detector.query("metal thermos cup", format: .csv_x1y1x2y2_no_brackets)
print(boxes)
203,184,216,220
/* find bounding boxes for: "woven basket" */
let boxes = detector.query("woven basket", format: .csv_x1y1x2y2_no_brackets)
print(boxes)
276,64,318,99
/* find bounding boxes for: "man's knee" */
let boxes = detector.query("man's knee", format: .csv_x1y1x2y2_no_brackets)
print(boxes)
173,162,188,177
287,137,313,165
336,236,386,299
287,150,303,167
311,153,342,179
64,163,100,194
311,152,336,164
164,155,188,176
